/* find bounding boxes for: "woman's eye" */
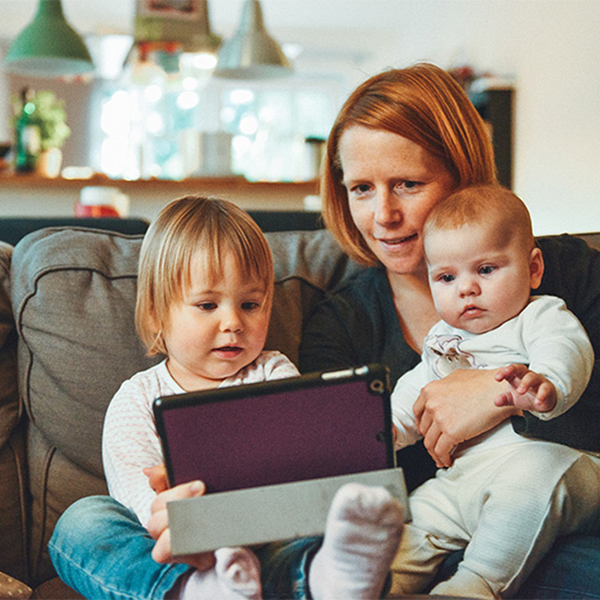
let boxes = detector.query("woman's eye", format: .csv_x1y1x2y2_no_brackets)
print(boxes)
395,180,419,193
479,265,496,275
348,183,372,197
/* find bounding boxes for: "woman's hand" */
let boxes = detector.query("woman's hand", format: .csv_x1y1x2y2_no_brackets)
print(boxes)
413,368,520,468
144,468,216,572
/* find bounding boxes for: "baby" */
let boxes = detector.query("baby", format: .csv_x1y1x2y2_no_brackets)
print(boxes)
390,185,600,599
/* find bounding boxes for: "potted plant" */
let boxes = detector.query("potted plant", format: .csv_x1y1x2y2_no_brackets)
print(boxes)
12,89,71,177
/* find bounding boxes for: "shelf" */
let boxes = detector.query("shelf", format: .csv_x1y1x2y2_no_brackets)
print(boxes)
0,172,319,195
0,172,321,220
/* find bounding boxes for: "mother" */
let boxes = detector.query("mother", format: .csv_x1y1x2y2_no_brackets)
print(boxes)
299,62,600,597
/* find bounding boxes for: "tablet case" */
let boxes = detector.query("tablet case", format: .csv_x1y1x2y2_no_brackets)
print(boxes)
167,468,409,555
153,364,396,492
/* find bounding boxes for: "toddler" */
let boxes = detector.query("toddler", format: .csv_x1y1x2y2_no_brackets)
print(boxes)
51,195,404,600
389,185,600,598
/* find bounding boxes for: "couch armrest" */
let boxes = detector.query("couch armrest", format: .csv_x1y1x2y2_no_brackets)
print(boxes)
0,242,19,449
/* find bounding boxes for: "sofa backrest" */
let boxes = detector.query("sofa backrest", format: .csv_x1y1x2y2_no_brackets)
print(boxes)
9,226,362,583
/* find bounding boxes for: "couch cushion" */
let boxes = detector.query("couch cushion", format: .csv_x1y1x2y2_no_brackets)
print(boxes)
12,228,154,583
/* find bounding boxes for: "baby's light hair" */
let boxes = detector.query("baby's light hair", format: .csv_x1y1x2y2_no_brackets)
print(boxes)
135,196,274,356
424,185,535,253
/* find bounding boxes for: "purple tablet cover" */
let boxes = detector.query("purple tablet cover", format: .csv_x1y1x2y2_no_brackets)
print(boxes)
154,366,395,492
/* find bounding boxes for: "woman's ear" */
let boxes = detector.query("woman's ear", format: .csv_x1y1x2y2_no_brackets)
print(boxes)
529,247,544,289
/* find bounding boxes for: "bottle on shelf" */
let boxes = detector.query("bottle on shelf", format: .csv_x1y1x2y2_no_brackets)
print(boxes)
14,87,41,173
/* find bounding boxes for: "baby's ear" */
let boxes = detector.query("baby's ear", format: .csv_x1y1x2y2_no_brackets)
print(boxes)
529,247,544,289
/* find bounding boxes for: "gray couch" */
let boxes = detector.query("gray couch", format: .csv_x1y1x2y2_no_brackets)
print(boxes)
1,225,598,599
0,225,362,598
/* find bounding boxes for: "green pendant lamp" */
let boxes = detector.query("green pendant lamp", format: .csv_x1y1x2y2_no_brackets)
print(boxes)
5,0,94,78
214,0,292,79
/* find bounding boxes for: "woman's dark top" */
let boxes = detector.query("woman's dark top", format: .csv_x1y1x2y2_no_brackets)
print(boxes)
299,234,600,491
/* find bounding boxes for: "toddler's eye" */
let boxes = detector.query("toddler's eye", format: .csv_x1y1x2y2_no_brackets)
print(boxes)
197,302,216,311
242,301,260,311
440,274,455,283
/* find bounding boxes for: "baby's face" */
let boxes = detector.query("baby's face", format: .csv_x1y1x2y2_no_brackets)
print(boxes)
162,251,271,391
425,223,541,334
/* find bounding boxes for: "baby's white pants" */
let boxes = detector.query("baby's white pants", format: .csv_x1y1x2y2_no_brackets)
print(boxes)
389,441,600,599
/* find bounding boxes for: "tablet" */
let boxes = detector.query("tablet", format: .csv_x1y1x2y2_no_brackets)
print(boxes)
153,363,396,492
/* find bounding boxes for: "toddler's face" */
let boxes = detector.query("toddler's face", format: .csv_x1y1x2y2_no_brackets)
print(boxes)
425,223,543,334
162,251,271,391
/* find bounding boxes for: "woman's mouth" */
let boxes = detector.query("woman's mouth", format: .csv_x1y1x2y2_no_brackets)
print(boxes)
377,233,418,248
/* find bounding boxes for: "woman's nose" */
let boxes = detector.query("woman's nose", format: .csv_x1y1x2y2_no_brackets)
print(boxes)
374,190,402,227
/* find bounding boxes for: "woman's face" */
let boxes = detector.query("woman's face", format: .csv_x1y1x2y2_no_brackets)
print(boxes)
339,126,457,275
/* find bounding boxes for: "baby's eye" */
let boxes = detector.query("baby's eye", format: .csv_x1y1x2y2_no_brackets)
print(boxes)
479,265,496,275
439,274,455,283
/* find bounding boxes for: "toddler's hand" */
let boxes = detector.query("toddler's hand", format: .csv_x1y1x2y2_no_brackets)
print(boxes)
494,364,557,413
144,464,169,494
146,480,216,572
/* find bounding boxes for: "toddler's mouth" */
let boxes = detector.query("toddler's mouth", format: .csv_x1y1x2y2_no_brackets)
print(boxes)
213,345,243,358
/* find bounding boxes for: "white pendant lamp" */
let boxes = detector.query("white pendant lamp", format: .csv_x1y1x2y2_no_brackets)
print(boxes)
214,0,292,79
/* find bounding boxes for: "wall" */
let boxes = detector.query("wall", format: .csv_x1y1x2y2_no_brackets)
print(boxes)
1,1,600,234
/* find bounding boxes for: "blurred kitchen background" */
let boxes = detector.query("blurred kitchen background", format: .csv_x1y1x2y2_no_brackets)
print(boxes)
0,0,599,234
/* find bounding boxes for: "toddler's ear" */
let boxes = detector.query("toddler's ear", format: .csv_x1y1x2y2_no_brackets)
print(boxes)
529,247,544,289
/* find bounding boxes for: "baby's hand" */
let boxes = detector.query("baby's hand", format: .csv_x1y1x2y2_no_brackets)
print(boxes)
494,364,557,413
